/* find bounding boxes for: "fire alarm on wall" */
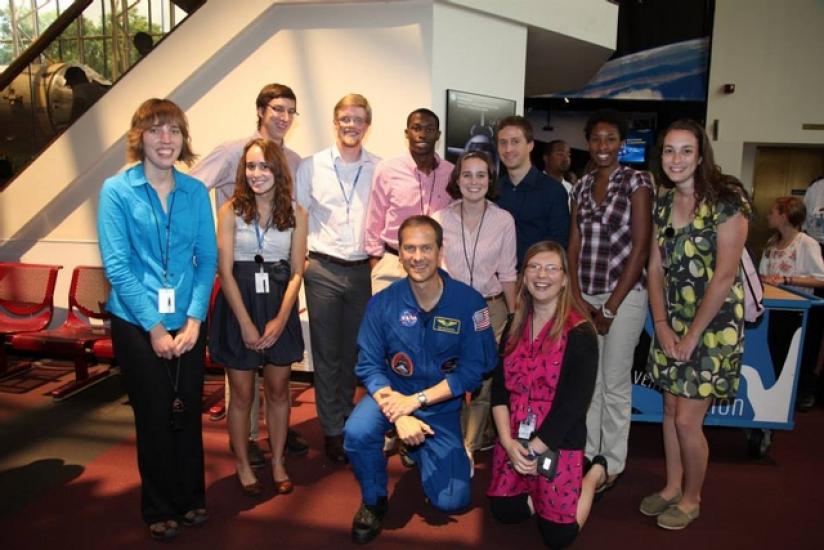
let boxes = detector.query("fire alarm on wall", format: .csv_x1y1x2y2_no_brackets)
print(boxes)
723,83,736,94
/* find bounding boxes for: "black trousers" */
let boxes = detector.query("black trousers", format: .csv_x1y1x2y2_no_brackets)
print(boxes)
112,316,206,524
304,256,371,436
489,494,580,549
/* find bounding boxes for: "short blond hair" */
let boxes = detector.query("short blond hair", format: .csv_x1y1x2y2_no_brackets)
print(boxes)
333,93,372,124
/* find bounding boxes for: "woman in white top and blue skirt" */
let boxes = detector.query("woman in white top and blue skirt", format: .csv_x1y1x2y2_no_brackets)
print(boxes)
210,138,308,496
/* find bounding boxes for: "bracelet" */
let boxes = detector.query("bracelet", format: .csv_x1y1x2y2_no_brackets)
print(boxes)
601,304,616,319
654,319,667,324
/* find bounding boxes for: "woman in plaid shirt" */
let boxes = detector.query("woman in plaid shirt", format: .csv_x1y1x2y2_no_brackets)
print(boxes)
568,109,653,492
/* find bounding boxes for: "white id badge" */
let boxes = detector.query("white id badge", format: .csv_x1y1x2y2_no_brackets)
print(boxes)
518,411,537,439
254,272,270,294
158,287,175,313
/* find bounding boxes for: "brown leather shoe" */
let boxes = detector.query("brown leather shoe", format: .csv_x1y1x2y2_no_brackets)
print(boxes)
237,473,263,496
325,435,347,464
274,478,294,495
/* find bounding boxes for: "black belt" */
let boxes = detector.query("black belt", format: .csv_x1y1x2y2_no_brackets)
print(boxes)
308,251,370,267
384,243,399,256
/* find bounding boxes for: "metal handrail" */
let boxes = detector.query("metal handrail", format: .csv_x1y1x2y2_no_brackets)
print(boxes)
0,0,93,92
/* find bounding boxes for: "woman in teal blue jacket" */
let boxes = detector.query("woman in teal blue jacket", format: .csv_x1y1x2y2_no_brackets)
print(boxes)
98,98,217,541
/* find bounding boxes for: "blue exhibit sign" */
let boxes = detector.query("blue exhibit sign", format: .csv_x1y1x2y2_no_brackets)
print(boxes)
631,286,823,430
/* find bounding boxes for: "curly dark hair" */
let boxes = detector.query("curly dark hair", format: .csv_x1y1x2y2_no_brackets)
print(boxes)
584,109,628,141
445,150,498,200
654,119,750,212
232,138,295,231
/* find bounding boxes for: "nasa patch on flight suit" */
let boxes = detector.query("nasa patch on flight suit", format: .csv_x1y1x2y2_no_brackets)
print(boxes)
433,316,461,334
399,309,418,327
390,352,414,376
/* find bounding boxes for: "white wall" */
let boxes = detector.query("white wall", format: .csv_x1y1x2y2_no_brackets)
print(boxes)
431,2,526,117
444,0,617,49
706,0,824,184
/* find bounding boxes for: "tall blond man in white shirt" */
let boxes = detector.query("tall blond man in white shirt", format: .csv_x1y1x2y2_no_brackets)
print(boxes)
295,94,380,463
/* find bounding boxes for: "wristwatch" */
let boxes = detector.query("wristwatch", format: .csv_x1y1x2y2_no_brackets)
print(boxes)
601,304,616,319
416,391,428,408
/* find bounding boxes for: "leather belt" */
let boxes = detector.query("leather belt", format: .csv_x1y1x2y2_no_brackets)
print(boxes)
485,293,505,303
308,251,370,267
384,243,399,256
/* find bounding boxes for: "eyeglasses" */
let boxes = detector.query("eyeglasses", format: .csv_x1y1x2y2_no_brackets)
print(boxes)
524,263,563,275
336,116,367,127
267,104,299,118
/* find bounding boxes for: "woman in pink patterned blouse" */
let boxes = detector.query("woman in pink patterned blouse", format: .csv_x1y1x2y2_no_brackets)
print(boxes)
487,241,606,549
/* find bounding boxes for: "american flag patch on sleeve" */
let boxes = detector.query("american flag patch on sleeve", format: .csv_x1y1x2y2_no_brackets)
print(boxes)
473,307,491,331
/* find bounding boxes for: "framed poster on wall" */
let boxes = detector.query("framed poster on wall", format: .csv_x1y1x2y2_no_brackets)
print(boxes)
445,90,517,169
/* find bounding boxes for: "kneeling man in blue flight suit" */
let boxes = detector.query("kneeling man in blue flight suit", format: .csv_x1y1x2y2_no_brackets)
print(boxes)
344,215,497,544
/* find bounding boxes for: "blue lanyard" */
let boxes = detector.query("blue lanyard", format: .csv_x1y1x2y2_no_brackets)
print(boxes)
331,150,363,224
143,184,176,285
253,215,268,254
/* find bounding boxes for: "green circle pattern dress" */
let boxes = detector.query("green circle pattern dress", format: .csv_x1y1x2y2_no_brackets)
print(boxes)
647,189,750,399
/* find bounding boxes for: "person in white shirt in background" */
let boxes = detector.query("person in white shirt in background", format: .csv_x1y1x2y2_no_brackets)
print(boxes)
759,196,824,412
543,139,573,211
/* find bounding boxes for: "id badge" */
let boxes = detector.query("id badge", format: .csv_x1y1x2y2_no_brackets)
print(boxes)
254,272,270,294
158,287,175,313
518,410,537,439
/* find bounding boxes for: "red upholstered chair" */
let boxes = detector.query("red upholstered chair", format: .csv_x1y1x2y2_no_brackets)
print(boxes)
92,338,114,361
0,262,62,378
10,266,112,400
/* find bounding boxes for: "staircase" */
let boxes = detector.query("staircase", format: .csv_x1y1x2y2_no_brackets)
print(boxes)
0,0,204,189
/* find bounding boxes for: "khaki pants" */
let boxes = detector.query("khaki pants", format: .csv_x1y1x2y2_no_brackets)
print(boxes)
584,288,648,475
461,294,508,453
371,252,406,295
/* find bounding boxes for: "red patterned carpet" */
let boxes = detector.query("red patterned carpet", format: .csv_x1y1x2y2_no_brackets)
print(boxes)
1,369,822,549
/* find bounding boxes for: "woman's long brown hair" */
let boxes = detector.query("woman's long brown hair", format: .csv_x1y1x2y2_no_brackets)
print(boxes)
653,119,750,212
232,138,295,230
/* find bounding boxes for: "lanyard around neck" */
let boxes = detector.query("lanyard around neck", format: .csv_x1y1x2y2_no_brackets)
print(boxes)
331,150,363,223
460,200,488,289
144,184,176,285
417,169,437,216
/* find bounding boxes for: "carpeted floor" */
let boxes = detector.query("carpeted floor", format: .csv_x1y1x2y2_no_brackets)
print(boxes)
0,367,822,549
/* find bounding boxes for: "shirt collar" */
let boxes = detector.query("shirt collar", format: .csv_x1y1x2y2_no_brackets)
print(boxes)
403,150,443,173
332,143,373,165
127,163,187,194
503,165,540,188
400,268,453,311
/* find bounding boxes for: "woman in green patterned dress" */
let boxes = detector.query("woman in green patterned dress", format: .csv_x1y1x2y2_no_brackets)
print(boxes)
641,120,750,530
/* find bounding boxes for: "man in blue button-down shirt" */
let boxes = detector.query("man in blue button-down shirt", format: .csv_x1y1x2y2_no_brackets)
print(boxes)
343,216,497,544
496,116,570,267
